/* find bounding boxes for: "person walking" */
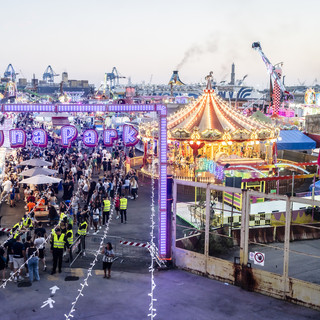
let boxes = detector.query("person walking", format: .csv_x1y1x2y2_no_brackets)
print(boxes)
92,204,100,234
101,242,114,279
102,197,111,225
34,232,46,271
115,194,120,220
120,195,128,224
50,228,68,275
12,235,25,282
130,177,138,200
66,224,74,263
26,241,40,282
77,216,88,256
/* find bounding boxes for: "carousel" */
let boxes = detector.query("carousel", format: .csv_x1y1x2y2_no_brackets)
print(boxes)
139,73,280,182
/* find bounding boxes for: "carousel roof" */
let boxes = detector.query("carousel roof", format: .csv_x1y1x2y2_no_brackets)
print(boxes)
166,89,278,141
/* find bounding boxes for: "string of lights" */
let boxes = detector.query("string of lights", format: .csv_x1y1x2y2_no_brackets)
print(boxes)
148,113,157,319
64,162,125,320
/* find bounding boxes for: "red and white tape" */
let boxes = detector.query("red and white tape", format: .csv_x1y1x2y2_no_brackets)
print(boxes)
189,230,200,236
120,240,150,248
0,228,11,233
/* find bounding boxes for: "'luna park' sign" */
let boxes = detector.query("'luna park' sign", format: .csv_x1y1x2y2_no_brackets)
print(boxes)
0,125,139,149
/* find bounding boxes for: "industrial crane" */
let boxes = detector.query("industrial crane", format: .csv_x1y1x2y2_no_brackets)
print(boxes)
106,67,125,88
43,65,59,83
4,64,18,82
252,42,292,101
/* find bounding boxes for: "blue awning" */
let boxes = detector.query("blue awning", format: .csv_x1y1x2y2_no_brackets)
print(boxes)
277,130,316,150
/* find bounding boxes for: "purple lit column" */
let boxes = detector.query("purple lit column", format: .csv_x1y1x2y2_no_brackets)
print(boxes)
157,105,168,258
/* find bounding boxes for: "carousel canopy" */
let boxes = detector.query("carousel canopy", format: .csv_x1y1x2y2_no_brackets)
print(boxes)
165,89,277,142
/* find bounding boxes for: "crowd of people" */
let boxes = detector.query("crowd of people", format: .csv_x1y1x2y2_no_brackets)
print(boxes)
0,112,140,283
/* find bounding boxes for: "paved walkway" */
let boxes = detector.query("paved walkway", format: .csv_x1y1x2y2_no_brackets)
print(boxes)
0,178,319,319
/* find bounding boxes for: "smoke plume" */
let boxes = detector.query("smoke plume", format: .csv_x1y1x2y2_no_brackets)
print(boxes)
176,36,220,70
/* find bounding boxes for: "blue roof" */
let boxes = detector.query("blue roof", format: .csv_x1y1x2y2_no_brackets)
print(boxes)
277,130,316,150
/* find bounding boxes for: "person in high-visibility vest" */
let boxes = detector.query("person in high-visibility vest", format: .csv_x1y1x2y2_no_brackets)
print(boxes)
50,228,68,275
22,215,33,229
59,211,67,224
76,216,88,256
120,195,128,224
102,197,111,225
10,223,21,239
66,224,73,263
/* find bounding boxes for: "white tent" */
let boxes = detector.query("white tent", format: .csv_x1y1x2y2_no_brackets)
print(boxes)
20,167,58,177
19,159,53,167
19,174,61,185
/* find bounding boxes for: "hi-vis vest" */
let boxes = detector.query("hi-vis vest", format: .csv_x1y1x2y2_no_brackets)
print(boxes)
22,217,33,228
53,233,65,249
103,200,111,212
11,223,20,235
66,230,73,245
120,198,127,210
77,221,88,236
59,212,67,223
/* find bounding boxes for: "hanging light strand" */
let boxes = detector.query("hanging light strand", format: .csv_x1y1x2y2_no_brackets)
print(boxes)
148,112,157,319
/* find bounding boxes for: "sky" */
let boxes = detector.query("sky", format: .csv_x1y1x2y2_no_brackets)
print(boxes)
0,0,319,88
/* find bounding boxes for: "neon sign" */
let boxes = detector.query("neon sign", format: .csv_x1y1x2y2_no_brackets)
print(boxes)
122,125,139,146
31,128,48,147
103,129,118,147
9,129,26,148
61,125,78,148
83,129,98,147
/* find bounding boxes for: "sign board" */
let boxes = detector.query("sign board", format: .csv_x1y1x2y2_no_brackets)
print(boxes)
254,251,265,266
249,252,255,260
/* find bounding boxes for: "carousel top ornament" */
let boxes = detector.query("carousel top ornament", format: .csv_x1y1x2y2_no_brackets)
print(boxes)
205,71,214,90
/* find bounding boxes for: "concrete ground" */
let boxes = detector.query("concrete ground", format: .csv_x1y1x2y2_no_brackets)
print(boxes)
0,177,320,319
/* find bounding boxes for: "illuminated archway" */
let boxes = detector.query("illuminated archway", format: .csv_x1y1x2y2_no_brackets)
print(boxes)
1,103,169,259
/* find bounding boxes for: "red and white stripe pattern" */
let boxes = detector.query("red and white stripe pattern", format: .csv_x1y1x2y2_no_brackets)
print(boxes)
188,230,200,236
272,69,282,115
120,240,151,248
0,228,11,233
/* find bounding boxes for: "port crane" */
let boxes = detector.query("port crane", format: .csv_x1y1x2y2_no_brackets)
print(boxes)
106,67,125,88
252,42,292,101
43,65,59,83
4,64,18,82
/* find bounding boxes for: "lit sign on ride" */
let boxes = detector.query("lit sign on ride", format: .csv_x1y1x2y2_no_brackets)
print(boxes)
196,158,224,180
9,129,26,148
31,128,48,147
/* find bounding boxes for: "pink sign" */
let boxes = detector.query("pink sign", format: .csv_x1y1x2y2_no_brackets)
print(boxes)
9,129,26,148
122,125,139,146
31,128,48,147
61,125,78,148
